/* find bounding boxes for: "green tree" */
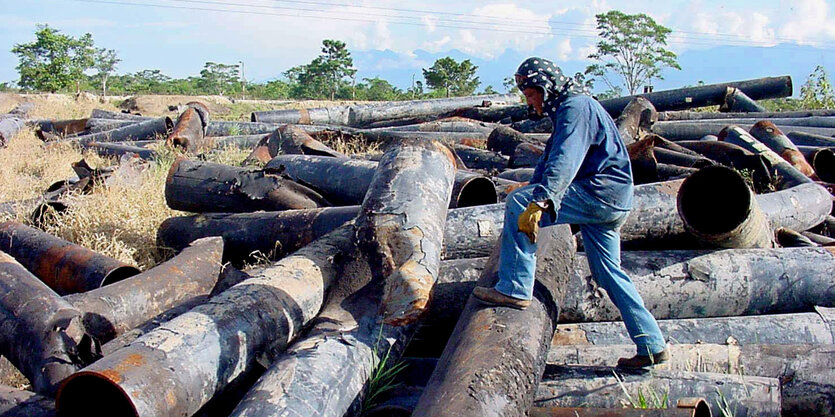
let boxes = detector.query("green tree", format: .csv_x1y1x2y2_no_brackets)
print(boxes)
800,65,835,109
585,10,680,95
11,25,97,93
422,57,480,97
356,77,402,101
94,48,120,96
198,62,240,96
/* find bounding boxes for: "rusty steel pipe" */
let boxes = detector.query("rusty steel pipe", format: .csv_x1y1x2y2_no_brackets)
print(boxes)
166,104,208,152
531,400,711,417
659,108,835,121
749,121,816,178
535,366,780,417
510,142,545,168
615,96,658,144
266,155,497,208
70,117,173,146
0,385,56,417
453,144,508,172
157,202,506,264
383,117,496,134
164,157,330,213
64,237,223,344
652,122,835,142
797,146,835,182
83,118,136,133
0,222,140,295
224,138,456,417
89,109,149,120
720,86,767,112
30,118,89,138
547,344,835,417
56,223,358,417
720,125,813,188
601,75,792,117
553,309,835,346
487,125,547,156
0,252,88,395
205,121,282,136
84,141,157,160
786,131,835,147
412,226,576,417
677,166,774,248
265,124,344,158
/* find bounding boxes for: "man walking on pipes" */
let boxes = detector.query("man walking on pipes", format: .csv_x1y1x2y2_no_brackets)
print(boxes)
473,57,669,368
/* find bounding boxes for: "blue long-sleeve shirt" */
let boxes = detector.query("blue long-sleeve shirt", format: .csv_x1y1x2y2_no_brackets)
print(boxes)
529,94,633,213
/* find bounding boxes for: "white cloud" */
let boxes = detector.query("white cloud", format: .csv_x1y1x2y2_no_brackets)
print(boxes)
421,15,438,34
421,3,552,59
777,0,835,45
555,38,573,61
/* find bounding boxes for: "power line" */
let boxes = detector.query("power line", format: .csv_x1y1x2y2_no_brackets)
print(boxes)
65,0,835,51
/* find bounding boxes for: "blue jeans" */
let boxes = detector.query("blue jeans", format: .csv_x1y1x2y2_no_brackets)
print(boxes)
496,183,667,355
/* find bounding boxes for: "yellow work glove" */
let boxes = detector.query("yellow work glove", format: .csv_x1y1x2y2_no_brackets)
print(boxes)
518,201,546,243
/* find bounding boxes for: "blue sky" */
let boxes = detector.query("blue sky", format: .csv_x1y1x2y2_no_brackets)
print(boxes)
2,0,835,95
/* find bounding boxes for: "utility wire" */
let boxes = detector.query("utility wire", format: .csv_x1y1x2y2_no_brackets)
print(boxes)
65,0,835,51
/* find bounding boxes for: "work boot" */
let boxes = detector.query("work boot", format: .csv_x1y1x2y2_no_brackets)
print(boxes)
616,349,670,369
472,286,531,310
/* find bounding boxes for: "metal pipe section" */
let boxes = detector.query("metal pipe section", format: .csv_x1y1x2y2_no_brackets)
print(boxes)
547,344,834,417
89,109,150,120
720,86,767,112
0,385,56,417
652,122,835,142
84,141,156,160
535,366,781,417
30,118,89,138
0,251,88,395
615,96,657,144
748,121,816,178
510,142,544,168
797,146,835,183
382,117,496,133
266,155,497,208
677,166,774,248
84,118,135,133
659,108,835,121
487,125,545,156
227,138,456,417
412,226,576,417
164,157,330,213
497,167,535,182
64,237,223,344
0,221,140,295
55,223,358,417
719,125,812,188
166,103,209,152
453,144,509,172
0,104,34,146
787,131,835,147
70,117,173,146
552,310,835,346
205,121,282,136
531,400,712,417
265,124,344,157
601,75,792,117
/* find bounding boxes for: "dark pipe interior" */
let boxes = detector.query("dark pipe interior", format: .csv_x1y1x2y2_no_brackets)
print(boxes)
57,373,139,417
679,166,752,235
692,398,712,417
455,177,498,208
101,266,142,287
813,149,835,183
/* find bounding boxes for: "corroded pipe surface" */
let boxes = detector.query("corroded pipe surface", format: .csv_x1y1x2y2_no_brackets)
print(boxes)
510,142,544,168
157,203,505,264
0,221,140,295
412,225,576,417
228,138,456,417
84,118,135,133
84,141,156,160
719,126,812,188
0,252,88,395
64,237,223,344
547,344,834,417
531,400,711,417
535,366,781,417
71,117,173,145
266,155,497,208
749,121,816,178
266,124,343,158
797,146,835,183
615,96,657,144
56,224,357,417
677,166,774,248
487,125,545,156
652,122,835,142
659,109,835,121
205,121,282,136
786,131,835,147
0,385,56,417
166,106,206,152
552,310,835,346
720,86,767,112
164,157,330,213
453,145,508,172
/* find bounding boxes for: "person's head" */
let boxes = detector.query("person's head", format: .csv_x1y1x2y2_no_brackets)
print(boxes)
514,57,590,117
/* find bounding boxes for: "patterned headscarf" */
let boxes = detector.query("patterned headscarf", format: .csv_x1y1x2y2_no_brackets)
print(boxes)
515,57,591,117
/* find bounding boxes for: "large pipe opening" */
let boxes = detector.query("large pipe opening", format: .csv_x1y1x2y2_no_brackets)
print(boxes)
812,148,835,183
100,265,142,287
57,372,139,417
452,177,498,208
678,165,752,236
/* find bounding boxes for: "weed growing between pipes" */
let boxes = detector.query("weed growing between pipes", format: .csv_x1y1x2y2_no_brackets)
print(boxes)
613,370,670,409
361,325,408,416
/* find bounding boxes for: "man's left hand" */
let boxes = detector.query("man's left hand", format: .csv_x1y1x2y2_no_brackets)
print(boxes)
518,201,546,243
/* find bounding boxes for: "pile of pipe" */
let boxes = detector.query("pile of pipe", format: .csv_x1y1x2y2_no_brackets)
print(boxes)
1,77,834,417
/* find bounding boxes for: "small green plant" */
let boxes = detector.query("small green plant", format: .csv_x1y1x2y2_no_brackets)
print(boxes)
715,388,737,417
360,326,408,415
613,371,669,409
